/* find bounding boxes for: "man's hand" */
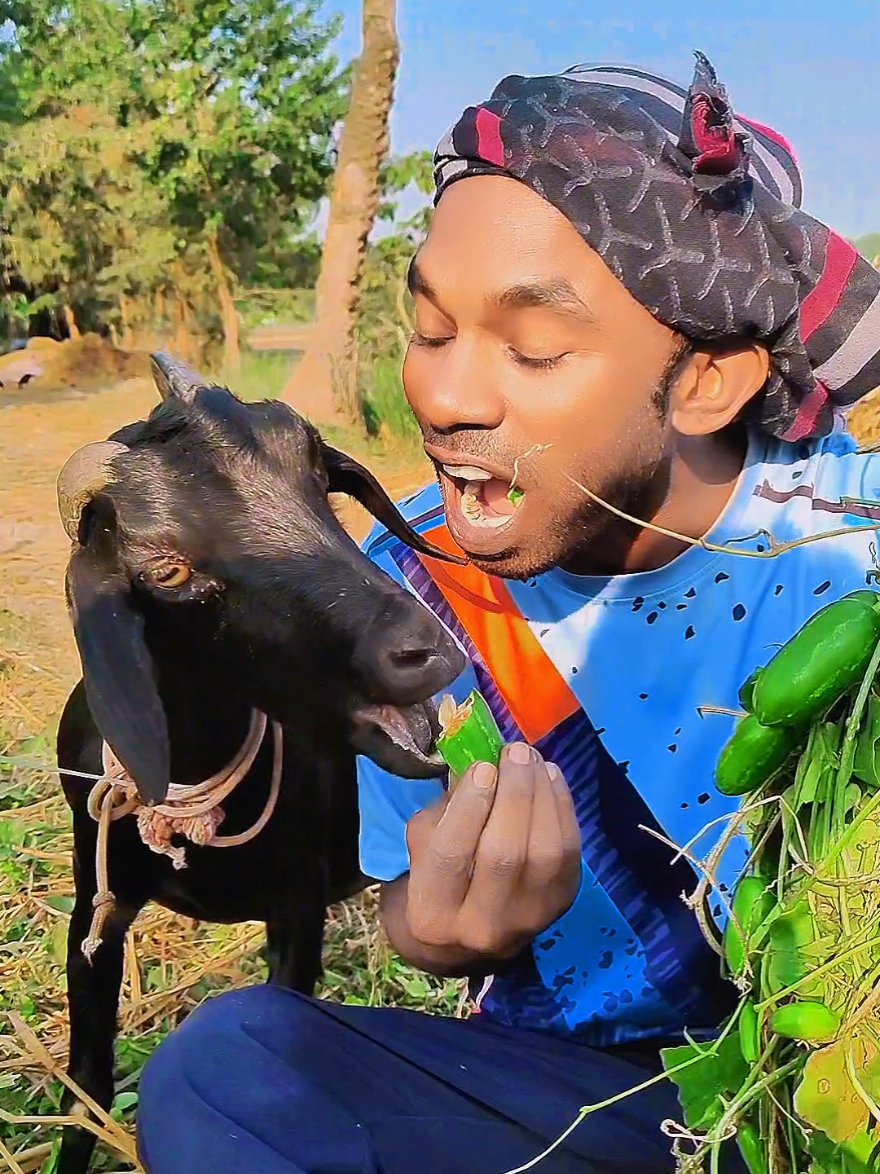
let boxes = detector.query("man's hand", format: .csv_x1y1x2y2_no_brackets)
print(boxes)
380,743,582,977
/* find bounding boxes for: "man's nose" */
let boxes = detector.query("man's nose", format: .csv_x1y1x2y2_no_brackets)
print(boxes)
404,335,505,434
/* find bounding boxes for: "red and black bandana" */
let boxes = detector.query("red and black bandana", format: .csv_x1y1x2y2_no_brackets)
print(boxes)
433,53,880,442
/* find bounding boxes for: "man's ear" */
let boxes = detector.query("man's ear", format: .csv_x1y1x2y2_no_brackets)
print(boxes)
671,344,770,436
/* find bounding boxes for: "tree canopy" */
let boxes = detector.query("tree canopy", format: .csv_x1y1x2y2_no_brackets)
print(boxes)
0,0,348,353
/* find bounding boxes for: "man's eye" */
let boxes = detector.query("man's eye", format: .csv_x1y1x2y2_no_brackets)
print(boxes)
509,348,568,370
411,331,452,349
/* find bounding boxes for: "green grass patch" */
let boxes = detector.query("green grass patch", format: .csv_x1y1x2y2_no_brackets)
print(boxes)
219,349,296,402
361,351,421,445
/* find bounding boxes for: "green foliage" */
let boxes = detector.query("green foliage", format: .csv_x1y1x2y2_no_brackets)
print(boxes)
360,349,420,443
661,1033,750,1131
855,233,880,263
663,625,880,1172
0,0,347,332
1,105,177,324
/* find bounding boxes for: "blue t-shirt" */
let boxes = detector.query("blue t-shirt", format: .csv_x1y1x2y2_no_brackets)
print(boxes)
357,423,880,1046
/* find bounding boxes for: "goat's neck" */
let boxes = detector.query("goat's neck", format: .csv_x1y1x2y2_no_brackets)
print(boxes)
150,643,254,787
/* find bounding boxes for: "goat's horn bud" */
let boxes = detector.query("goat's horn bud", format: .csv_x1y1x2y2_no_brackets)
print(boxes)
57,441,128,541
150,350,215,402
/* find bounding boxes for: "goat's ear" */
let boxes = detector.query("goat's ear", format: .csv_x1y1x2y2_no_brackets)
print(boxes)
65,526,170,805
321,443,467,566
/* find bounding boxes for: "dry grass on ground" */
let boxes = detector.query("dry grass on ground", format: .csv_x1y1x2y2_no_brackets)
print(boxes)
0,376,461,1173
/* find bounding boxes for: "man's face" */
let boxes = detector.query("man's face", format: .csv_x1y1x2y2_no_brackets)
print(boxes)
403,175,690,580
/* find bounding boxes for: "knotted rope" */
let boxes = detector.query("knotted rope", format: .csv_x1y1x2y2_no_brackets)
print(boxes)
82,710,283,959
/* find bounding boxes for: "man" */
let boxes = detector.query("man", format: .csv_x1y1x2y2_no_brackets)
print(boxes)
137,55,880,1173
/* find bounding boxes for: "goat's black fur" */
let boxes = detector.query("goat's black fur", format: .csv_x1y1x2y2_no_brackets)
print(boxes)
55,360,464,1174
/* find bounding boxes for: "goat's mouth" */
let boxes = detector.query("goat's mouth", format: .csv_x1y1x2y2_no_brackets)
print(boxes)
350,699,446,779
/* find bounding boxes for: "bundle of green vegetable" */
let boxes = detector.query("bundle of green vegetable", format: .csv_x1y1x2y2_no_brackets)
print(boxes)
663,590,880,1174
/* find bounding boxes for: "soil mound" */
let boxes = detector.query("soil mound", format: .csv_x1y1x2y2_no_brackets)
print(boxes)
0,332,150,392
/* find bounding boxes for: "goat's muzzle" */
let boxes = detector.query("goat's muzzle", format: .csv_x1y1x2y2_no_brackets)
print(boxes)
57,440,129,540
352,597,465,708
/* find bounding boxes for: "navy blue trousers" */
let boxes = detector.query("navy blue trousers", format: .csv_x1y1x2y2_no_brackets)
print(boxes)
137,985,732,1174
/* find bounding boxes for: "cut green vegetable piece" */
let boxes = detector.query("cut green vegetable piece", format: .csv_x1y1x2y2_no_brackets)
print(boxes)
436,689,505,781
752,590,880,728
507,486,525,506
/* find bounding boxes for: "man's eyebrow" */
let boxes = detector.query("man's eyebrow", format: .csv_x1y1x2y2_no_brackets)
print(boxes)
406,257,434,300
494,278,596,320
407,261,595,322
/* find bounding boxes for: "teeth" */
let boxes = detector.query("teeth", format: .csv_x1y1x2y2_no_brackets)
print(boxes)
442,464,493,482
462,488,483,520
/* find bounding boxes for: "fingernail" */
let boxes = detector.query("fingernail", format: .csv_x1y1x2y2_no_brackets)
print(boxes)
547,763,564,783
473,762,497,789
507,742,531,765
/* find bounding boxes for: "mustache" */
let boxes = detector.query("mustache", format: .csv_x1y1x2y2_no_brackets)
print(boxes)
419,427,503,462
421,428,553,481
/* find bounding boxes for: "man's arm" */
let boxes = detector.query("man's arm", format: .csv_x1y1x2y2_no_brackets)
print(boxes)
378,746,583,980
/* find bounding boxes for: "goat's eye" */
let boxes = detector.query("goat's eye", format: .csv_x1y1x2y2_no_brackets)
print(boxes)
142,562,192,589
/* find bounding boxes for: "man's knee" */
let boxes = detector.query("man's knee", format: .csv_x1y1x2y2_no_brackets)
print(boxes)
139,984,313,1125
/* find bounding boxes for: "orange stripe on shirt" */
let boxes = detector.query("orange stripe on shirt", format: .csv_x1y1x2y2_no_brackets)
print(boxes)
418,525,579,744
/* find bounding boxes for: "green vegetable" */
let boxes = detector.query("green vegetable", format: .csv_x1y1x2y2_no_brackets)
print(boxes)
738,1000,761,1064
435,689,505,780
507,486,525,506
737,1121,769,1174
739,668,762,713
723,876,776,977
770,1000,841,1044
715,713,802,796
752,591,880,728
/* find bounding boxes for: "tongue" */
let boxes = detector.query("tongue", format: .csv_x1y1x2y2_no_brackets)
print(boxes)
480,478,517,517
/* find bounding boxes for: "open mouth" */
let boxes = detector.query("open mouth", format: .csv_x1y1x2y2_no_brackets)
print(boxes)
436,462,525,555
351,697,447,779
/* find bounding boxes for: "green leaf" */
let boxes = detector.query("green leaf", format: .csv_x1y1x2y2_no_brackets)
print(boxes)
795,1039,870,1144
49,918,68,965
854,695,880,788
45,894,75,914
808,1125,880,1174
661,1032,749,1130
112,1090,139,1113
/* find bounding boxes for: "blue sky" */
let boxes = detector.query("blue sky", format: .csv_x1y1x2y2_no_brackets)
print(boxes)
323,0,880,240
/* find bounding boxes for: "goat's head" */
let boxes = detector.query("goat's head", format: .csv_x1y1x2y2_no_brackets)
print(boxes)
57,353,467,804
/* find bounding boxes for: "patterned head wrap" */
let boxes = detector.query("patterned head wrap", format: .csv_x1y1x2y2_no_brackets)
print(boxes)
433,53,880,441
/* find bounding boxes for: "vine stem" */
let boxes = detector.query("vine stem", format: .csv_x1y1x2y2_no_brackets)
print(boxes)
564,473,880,562
497,1017,744,1174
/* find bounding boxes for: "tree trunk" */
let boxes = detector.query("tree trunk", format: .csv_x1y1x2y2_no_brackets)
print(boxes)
119,293,135,350
58,302,81,340
280,0,399,425
206,231,240,378
171,291,199,365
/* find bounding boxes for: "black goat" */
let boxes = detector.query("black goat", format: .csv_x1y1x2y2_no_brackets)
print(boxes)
54,353,465,1174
